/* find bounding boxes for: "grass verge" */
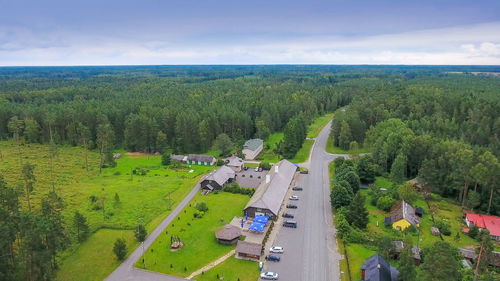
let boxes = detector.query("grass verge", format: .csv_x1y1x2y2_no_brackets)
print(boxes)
307,113,334,138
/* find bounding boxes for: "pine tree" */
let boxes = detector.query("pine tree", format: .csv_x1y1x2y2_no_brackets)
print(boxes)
346,192,368,229
113,238,128,260
135,224,147,242
421,241,462,281
390,153,407,183
21,162,36,212
73,211,89,242
338,121,352,150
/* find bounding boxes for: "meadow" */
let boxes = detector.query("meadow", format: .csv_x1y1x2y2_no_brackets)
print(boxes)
137,191,250,277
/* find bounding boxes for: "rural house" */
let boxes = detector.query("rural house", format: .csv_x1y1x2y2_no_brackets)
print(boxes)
224,155,244,172
242,139,263,160
200,165,235,191
215,224,241,245
386,200,420,231
361,254,399,281
464,213,500,241
244,159,297,219
235,241,263,261
187,154,217,166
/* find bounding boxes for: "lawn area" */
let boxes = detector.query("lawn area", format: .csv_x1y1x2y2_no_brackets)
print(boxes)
56,229,137,281
244,162,259,168
325,136,372,155
345,243,376,281
258,132,283,163
289,139,314,163
137,191,250,277
193,257,259,281
307,113,334,138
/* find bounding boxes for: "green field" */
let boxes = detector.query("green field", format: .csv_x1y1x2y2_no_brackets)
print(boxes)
193,257,259,281
325,136,372,155
137,191,250,277
307,113,333,138
345,243,377,280
0,141,216,281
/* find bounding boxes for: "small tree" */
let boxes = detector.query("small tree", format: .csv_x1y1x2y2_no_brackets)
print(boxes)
114,193,120,206
421,241,462,281
113,238,128,260
73,211,89,242
346,192,369,229
162,150,172,166
376,196,395,212
330,183,352,209
398,183,418,205
135,224,147,242
215,133,234,157
195,202,209,212
399,236,416,281
377,236,395,261
337,171,360,194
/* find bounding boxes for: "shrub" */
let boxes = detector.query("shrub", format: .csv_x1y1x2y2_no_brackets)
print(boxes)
376,196,395,212
434,220,451,236
113,171,121,176
259,162,271,170
195,202,209,212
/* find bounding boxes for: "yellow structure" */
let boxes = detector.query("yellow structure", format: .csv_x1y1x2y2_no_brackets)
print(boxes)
389,200,420,231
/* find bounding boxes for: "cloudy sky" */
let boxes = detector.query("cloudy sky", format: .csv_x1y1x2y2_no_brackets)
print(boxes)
1,0,500,65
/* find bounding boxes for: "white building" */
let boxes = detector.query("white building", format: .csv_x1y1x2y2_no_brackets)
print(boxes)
242,139,263,160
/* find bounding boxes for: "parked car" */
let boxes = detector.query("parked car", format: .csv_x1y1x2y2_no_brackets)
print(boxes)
244,166,249,171
292,186,303,191
260,272,279,280
286,204,298,209
283,220,297,228
269,246,284,253
300,169,309,174
289,195,299,200
265,255,281,262
282,213,294,218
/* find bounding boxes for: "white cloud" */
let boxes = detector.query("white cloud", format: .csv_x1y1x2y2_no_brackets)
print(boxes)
1,22,500,65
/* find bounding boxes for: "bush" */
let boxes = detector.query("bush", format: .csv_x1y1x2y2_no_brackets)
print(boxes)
195,202,209,212
259,161,272,170
193,212,205,219
223,183,255,196
376,196,395,212
113,238,127,260
434,220,451,236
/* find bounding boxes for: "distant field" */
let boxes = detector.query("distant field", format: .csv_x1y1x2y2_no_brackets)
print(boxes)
307,113,333,138
137,191,250,277
193,257,259,281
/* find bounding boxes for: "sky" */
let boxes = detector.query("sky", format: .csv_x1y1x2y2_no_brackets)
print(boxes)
1,0,500,65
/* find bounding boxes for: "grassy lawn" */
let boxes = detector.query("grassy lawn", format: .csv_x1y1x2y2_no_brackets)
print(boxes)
137,192,250,277
193,257,259,281
345,243,376,281
325,136,372,155
307,113,334,138
258,132,284,163
289,139,314,163
56,229,137,281
244,162,259,168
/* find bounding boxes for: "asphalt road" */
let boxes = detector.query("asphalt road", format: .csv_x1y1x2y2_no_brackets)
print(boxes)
104,184,202,281
265,121,342,281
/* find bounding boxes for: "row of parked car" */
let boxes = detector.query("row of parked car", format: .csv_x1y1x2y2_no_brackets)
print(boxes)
260,186,304,280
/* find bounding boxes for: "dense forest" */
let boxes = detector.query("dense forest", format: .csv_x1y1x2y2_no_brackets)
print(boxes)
0,65,499,280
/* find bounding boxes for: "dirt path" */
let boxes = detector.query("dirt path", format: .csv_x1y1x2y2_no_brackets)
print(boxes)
186,249,236,280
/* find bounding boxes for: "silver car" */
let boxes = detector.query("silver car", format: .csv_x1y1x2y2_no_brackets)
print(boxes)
260,271,279,280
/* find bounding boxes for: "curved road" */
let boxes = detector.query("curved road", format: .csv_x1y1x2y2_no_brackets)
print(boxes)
265,120,342,281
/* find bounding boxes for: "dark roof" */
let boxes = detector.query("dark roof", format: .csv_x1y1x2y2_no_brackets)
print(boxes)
236,241,262,256
215,224,241,240
202,166,235,186
187,154,216,163
384,217,392,225
361,254,399,281
390,200,420,227
415,207,424,216
244,160,297,216
459,248,477,259
392,241,421,260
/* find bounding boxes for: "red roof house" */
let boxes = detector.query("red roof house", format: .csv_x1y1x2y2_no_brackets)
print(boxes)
465,213,500,241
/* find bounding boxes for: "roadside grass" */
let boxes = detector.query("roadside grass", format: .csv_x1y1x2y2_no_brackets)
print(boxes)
325,136,372,155
307,113,334,138
56,229,137,281
137,192,250,277
337,239,350,281
289,139,314,163
193,257,259,281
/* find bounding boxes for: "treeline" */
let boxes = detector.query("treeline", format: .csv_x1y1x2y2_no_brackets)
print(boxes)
330,75,500,215
0,68,346,156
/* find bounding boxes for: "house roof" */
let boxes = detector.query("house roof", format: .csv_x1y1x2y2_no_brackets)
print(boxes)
390,200,420,227
361,254,399,281
243,139,263,151
215,224,241,241
224,155,244,167
236,241,262,256
392,241,421,260
187,154,216,163
466,213,500,237
202,166,235,186
244,160,297,216
459,248,500,267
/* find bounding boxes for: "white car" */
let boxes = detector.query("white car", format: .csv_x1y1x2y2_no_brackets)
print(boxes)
269,246,284,253
289,195,299,200
260,272,279,280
